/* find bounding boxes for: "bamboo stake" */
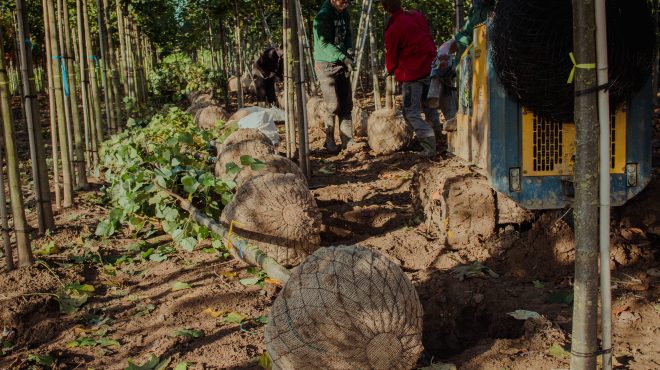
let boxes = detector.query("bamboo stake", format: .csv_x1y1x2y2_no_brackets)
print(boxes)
47,0,75,207
15,0,55,232
351,0,373,98
570,1,600,369
43,0,61,208
0,35,33,267
63,0,88,189
283,0,296,159
293,0,310,178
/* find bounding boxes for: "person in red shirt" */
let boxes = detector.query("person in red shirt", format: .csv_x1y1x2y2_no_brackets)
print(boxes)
381,0,440,156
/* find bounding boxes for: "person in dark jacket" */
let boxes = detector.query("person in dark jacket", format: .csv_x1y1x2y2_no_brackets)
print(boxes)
381,0,439,157
313,0,354,153
252,47,284,105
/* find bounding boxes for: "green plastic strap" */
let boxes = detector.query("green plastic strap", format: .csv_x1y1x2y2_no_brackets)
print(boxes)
567,52,596,84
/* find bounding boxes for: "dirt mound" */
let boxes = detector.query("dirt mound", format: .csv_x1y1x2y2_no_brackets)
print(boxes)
368,108,413,155
220,173,322,266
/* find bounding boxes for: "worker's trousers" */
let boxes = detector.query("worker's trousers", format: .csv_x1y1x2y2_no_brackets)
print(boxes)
402,77,440,139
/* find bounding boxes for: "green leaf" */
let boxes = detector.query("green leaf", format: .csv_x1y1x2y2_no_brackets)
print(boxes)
174,362,189,370
95,220,115,237
240,277,261,286
28,353,54,366
126,354,163,370
532,280,544,288
179,237,197,252
171,281,191,292
98,337,121,347
162,207,179,221
548,343,569,358
225,162,240,175
65,282,95,294
169,328,203,339
250,162,267,171
59,292,89,314
150,253,168,262
181,175,199,193
240,155,256,165
507,310,542,320
257,352,272,370
253,316,269,325
222,311,246,324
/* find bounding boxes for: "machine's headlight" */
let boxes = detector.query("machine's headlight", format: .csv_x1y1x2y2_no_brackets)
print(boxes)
509,167,521,192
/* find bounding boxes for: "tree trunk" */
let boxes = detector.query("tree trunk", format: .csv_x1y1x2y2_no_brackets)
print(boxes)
283,0,296,159
455,0,465,33
15,0,56,232
570,1,600,369
63,0,88,189
43,0,61,209
76,0,92,170
291,0,309,178
47,0,74,208
96,0,114,133
82,0,103,164
0,33,33,267
115,0,128,96
56,0,76,187
369,24,381,110
103,0,123,132
234,0,243,108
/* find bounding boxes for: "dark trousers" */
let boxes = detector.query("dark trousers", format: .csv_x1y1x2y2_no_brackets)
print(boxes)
316,62,353,122
253,71,277,104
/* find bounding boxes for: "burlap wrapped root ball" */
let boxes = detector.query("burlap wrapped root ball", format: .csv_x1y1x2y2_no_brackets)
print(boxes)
367,108,413,155
265,245,424,370
194,105,229,130
222,128,274,149
306,96,328,128
352,105,368,138
228,73,252,93
215,139,276,179
235,154,307,188
220,173,321,266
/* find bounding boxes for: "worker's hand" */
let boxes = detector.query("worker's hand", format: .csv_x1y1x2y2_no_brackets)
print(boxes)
343,57,355,72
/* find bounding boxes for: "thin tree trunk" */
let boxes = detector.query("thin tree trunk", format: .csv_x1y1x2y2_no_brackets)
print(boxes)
43,0,61,208
455,0,465,33
47,0,74,207
103,0,122,132
0,140,13,271
56,0,76,186
82,0,103,164
283,0,296,159
369,24,381,109
96,0,113,133
385,74,393,109
234,0,243,108
124,17,136,100
132,23,147,102
115,0,128,96
291,0,308,178
15,0,55,232
570,1,600,369
76,0,92,171
0,34,33,267
63,0,88,189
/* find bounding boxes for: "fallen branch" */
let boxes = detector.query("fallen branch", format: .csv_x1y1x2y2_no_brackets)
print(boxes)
154,185,291,284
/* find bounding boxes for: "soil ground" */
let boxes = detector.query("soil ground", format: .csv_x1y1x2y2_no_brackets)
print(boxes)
0,96,658,369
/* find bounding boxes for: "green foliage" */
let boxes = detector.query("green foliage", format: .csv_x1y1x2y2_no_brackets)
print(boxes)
148,53,226,102
96,106,234,255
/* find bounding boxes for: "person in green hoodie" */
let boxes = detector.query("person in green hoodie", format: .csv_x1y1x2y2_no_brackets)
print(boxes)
313,0,354,153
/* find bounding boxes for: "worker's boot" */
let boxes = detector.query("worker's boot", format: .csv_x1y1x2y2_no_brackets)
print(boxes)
339,119,355,148
418,136,437,157
324,118,340,154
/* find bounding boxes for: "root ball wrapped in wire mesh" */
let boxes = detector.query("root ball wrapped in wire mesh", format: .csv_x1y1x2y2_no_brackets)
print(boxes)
265,245,423,370
489,0,655,122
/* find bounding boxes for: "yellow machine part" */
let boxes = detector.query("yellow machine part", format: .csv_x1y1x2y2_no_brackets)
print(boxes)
521,108,627,176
